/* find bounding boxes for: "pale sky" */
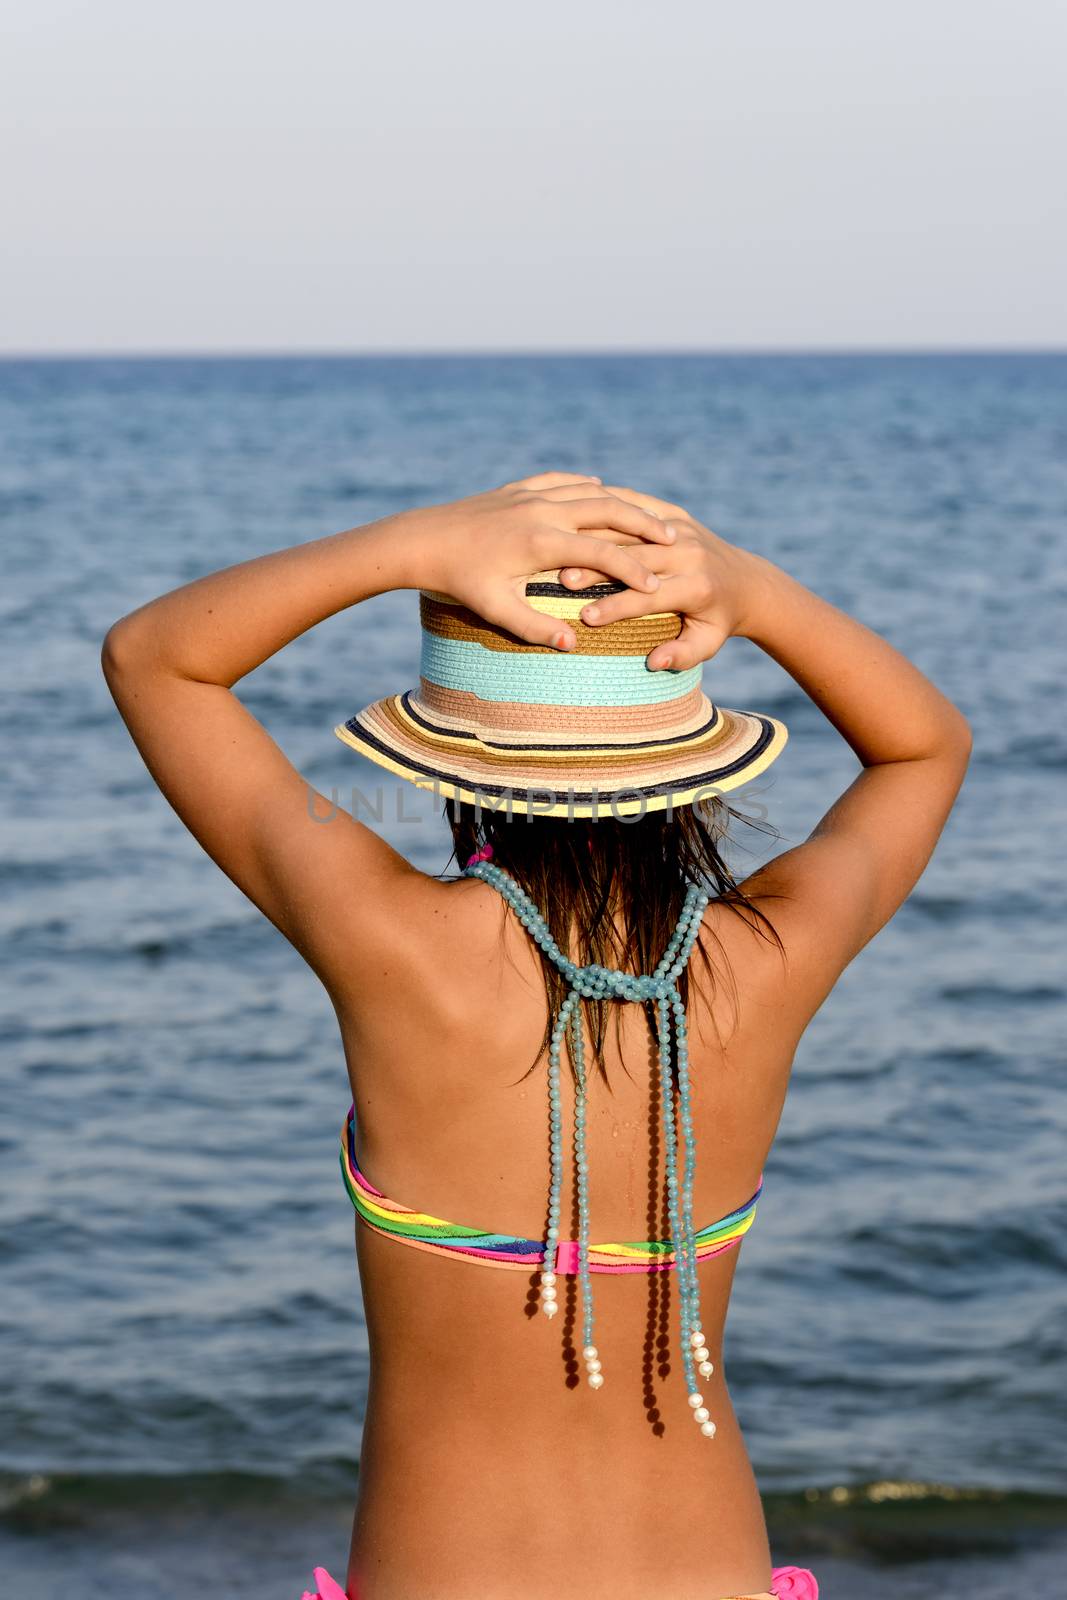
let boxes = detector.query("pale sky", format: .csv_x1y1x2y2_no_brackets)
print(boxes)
3,0,1065,353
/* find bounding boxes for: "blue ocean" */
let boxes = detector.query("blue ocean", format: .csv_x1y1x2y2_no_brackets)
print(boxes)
1,354,1065,1598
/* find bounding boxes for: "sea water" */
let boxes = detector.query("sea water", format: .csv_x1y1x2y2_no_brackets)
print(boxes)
2,353,1065,1597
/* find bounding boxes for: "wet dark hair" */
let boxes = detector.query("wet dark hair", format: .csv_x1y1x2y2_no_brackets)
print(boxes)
443,794,782,1082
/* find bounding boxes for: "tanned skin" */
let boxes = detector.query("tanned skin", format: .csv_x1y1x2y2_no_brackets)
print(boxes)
102,473,970,1600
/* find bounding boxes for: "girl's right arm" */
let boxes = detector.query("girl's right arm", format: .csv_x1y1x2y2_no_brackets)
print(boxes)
562,493,973,1013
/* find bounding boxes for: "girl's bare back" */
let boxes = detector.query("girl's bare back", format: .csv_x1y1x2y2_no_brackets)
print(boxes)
335,874,804,1599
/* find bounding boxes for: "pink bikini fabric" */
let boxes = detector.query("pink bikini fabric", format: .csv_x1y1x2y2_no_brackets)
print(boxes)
301,1563,819,1598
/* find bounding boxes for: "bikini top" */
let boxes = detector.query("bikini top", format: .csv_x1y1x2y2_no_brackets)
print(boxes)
341,1109,761,1275
339,858,764,1440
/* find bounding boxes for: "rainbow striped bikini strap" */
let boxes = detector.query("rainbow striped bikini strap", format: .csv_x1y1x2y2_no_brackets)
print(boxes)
463,859,717,1436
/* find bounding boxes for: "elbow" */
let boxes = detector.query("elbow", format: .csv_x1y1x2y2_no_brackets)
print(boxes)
100,619,128,685
100,615,148,687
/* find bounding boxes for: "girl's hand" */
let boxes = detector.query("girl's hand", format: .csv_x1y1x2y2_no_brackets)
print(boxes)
553,485,769,670
401,471,677,651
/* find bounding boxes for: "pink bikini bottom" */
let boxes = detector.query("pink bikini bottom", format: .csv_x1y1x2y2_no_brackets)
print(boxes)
300,1563,819,1598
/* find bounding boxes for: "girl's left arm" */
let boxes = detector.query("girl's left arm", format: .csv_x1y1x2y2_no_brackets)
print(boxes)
101,472,671,991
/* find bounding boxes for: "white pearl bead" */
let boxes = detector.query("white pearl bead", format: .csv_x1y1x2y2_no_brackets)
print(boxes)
543,1301,559,1318
700,1420,717,1438
687,1392,703,1409
541,1284,557,1300
695,1345,711,1364
694,1406,710,1424
586,1357,602,1374
588,1371,605,1389
542,1272,556,1287
582,1345,598,1361
698,1360,714,1379
689,1331,705,1348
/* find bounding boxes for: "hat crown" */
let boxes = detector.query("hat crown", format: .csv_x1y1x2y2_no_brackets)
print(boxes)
336,569,786,817
418,572,698,715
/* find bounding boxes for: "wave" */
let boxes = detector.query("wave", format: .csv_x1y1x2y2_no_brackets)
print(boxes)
763,1479,1067,1561
0,1465,357,1530
3,1468,1065,1559
938,981,1064,1006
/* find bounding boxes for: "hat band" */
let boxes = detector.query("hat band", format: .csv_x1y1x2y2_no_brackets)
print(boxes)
420,632,701,709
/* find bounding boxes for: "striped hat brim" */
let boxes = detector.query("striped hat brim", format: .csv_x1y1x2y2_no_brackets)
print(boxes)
335,684,787,819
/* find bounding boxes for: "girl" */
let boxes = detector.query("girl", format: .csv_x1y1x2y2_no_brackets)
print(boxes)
102,472,970,1599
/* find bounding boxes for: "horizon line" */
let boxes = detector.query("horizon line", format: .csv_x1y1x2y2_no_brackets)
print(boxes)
1,343,1065,363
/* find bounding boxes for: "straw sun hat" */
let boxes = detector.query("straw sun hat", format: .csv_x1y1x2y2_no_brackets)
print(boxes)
334,571,787,819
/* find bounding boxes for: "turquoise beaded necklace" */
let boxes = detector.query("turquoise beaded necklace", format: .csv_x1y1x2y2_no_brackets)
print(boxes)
462,857,719,1438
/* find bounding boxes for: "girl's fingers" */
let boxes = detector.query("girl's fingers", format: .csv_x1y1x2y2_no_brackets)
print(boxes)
646,618,728,672
600,483,689,522
534,484,618,502
561,495,676,545
558,533,677,583
544,531,662,595
576,579,683,627
515,471,601,490
559,565,614,588
473,586,578,650
581,521,679,548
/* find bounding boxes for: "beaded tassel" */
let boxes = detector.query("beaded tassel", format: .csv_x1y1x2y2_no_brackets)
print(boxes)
463,859,714,1435
539,992,575,1321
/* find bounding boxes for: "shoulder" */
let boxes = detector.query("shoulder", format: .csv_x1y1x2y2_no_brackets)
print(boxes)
316,859,509,1013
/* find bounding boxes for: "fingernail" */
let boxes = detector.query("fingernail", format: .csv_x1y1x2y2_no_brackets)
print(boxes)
664,522,677,540
582,604,600,623
645,572,660,590
562,568,581,582
658,653,673,670
553,629,574,650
